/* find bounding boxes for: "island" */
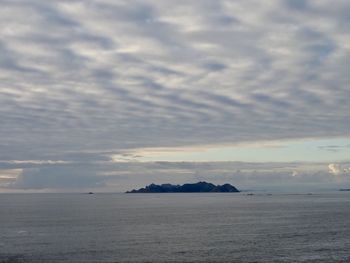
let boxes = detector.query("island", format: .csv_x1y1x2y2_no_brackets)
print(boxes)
126,181,240,193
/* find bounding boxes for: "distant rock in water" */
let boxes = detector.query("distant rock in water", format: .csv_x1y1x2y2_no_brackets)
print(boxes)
339,189,350,191
126,181,240,193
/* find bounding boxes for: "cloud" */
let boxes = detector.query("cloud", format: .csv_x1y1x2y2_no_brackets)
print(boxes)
9,164,107,190
2,161,349,191
328,163,350,176
1,1,350,190
318,144,350,153
328,163,340,175
1,0,350,161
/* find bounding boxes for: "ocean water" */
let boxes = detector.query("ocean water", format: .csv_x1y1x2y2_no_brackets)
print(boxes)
1,192,350,263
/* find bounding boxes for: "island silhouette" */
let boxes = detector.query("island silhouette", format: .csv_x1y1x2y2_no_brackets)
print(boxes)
126,181,240,193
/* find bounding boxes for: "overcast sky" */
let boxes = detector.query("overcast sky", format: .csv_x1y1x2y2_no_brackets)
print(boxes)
1,0,350,192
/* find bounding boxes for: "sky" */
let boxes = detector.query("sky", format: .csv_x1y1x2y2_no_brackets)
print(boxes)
1,0,350,192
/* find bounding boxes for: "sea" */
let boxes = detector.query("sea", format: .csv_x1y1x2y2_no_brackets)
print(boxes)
1,192,350,263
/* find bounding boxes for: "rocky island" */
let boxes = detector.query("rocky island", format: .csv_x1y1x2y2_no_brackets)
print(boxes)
126,181,240,193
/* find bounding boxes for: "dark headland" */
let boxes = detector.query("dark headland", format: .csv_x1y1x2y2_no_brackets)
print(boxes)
126,181,240,193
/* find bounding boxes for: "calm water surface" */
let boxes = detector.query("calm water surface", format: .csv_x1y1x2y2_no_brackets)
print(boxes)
1,192,350,262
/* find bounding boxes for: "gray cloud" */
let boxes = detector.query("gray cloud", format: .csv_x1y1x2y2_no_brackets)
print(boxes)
10,166,106,190
1,0,350,190
2,161,349,192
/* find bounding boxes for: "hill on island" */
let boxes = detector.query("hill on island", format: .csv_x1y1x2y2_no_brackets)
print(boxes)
126,181,240,193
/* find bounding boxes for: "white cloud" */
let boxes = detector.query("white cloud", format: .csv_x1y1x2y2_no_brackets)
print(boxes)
328,163,341,175
328,163,350,176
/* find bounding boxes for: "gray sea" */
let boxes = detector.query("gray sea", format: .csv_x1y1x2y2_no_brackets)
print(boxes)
1,192,350,263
